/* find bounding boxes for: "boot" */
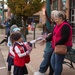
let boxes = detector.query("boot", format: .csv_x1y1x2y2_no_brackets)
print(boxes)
7,71,11,75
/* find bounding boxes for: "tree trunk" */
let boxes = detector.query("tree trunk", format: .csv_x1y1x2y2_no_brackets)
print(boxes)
22,16,28,41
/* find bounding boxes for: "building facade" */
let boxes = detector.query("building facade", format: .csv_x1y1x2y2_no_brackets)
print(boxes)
3,0,75,42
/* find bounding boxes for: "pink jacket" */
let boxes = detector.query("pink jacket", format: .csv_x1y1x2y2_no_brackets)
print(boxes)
52,22,72,49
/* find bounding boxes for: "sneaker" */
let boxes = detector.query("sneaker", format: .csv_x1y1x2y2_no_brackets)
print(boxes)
34,71,45,75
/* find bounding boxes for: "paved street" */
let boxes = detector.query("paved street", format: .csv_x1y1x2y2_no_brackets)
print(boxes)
0,28,75,75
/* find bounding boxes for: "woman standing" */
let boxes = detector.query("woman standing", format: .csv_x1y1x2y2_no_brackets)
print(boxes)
40,11,72,75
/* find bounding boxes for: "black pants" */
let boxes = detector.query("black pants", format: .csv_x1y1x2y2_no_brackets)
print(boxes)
8,65,11,71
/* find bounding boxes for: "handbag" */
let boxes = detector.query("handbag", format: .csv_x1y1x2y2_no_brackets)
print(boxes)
54,45,67,55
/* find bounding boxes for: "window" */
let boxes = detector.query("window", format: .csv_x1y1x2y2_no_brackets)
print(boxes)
53,0,58,10
70,0,75,8
70,0,75,42
62,0,66,11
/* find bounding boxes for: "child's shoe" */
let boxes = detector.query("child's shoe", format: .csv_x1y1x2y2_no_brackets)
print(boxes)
34,71,45,75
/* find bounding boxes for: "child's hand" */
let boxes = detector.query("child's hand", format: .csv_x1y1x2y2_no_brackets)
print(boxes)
26,46,32,55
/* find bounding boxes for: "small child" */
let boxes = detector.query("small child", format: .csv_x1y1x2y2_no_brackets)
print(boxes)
7,38,15,75
7,26,26,75
10,32,32,75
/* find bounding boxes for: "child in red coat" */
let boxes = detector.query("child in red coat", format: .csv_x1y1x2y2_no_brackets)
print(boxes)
10,32,32,75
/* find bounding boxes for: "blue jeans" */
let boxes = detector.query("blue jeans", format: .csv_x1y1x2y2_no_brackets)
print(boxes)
51,52,65,75
39,42,54,75
51,46,72,75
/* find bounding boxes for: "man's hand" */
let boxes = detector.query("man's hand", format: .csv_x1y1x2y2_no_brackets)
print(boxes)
39,39,46,46
41,33,47,39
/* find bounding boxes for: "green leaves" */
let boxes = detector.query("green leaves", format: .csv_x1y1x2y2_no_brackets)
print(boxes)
7,0,44,17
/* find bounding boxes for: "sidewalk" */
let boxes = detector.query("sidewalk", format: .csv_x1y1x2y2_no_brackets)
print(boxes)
0,48,7,75
0,35,8,75
0,28,75,75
